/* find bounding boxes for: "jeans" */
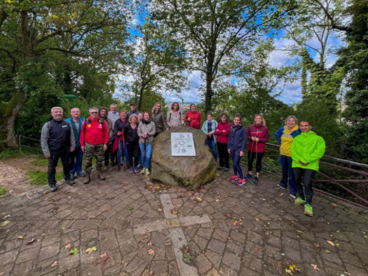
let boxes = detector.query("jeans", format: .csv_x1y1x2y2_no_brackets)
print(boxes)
293,168,316,205
248,151,264,173
206,139,217,161
104,144,114,166
280,155,296,196
117,140,129,165
48,149,70,186
217,142,229,168
69,147,83,175
127,142,139,167
231,149,243,179
139,143,152,169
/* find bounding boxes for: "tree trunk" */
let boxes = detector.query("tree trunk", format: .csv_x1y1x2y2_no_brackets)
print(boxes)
205,76,213,115
0,94,23,148
138,86,144,111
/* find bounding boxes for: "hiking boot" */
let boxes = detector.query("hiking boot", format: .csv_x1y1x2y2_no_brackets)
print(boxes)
295,197,306,206
84,173,91,184
253,177,259,185
49,184,57,192
77,172,86,177
237,179,246,186
146,169,151,175
224,167,229,172
141,168,146,175
130,167,134,174
275,184,286,189
304,204,313,217
70,174,75,180
134,167,139,173
230,175,238,182
288,195,296,203
98,170,105,180
66,179,75,185
245,173,253,179
217,166,223,170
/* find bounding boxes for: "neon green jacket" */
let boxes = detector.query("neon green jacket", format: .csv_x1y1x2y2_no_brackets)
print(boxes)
291,131,325,172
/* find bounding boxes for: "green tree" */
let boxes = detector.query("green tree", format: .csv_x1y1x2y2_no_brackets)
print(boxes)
152,0,297,114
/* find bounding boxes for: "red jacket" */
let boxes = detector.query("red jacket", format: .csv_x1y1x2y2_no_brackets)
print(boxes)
80,116,109,146
184,111,201,129
214,122,231,144
246,124,269,153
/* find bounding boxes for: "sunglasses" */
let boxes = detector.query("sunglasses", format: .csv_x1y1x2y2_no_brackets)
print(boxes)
91,112,98,114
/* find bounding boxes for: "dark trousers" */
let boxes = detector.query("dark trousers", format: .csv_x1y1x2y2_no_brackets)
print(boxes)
48,149,70,186
293,168,316,205
127,142,139,167
104,144,114,166
248,151,264,173
69,147,83,175
280,155,296,196
217,142,229,168
231,149,243,179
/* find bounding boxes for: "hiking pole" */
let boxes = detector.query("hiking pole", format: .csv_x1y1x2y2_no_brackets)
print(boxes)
254,128,259,185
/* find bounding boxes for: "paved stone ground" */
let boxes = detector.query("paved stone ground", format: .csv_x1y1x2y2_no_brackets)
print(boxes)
1,166,368,276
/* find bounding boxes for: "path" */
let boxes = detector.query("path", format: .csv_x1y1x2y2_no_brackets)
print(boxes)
0,167,368,276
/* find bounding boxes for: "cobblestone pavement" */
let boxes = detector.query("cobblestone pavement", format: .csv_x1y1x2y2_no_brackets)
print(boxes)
1,167,368,276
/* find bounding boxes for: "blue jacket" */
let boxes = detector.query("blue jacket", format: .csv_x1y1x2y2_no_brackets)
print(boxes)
274,126,301,144
201,119,218,143
228,124,247,152
66,117,85,148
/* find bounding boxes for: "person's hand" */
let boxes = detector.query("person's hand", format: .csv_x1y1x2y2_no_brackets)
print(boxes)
187,117,191,121
117,131,121,136
103,144,107,151
208,132,212,137
240,151,244,157
255,137,259,142
166,128,169,131
228,149,230,154
45,154,51,158
81,146,85,152
251,137,255,141
70,148,75,152
299,160,308,166
222,130,225,132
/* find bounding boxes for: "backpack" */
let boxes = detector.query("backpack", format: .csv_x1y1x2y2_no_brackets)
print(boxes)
168,111,182,125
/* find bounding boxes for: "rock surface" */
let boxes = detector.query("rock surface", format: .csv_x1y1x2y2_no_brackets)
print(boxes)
150,126,216,189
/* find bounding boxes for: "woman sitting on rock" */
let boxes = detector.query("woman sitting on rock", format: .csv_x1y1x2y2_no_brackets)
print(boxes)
138,112,156,175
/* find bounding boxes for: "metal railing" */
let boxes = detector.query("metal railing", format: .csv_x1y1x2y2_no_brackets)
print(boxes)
242,143,368,208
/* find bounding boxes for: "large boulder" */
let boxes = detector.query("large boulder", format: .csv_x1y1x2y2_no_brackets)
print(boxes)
150,126,217,189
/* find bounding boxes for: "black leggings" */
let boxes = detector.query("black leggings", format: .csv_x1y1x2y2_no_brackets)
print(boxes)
217,142,229,168
127,142,139,167
248,151,264,173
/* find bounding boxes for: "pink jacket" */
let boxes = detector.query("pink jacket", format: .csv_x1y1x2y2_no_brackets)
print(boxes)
214,122,231,144
246,124,269,153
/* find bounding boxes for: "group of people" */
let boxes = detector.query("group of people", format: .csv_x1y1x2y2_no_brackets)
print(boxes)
41,103,325,217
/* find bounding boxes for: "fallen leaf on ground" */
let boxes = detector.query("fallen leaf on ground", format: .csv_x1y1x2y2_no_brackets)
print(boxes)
65,243,71,249
69,248,79,255
172,210,178,214
2,215,10,219
86,246,97,254
157,208,162,212
196,197,203,202
26,238,35,245
289,264,301,272
285,269,293,275
327,241,335,247
183,246,189,254
226,213,232,218
280,193,284,197
149,271,154,275
51,261,58,267
0,272,4,276
17,236,25,240
95,252,109,265
311,264,319,270
331,203,337,207
148,249,154,255
234,221,240,226
255,218,259,221
314,243,320,248
254,247,259,251
0,220,10,227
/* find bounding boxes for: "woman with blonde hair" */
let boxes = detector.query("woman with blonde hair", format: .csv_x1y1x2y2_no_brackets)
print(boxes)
152,102,169,137
275,115,301,202
245,114,269,184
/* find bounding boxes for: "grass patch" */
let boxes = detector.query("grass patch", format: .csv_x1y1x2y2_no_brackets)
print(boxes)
0,148,24,160
0,187,7,195
30,158,49,167
28,170,63,185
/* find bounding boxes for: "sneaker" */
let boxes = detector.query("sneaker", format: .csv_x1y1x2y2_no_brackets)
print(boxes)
237,179,246,186
70,174,75,180
137,164,142,169
224,167,229,172
304,204,313,217
295,197,306,206
230,175,238,182
66,179,75,185
275,184,286,190
288,195,296,203
77,172,86,177
130,167,134,174
49,185,57,192
134,167,139,173
217,166,222,170
146,169,151,175
244,173,253,179
253,177,259,185
141,168,146,175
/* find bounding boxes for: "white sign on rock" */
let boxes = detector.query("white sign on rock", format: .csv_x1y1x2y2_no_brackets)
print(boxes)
171,133,196,156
